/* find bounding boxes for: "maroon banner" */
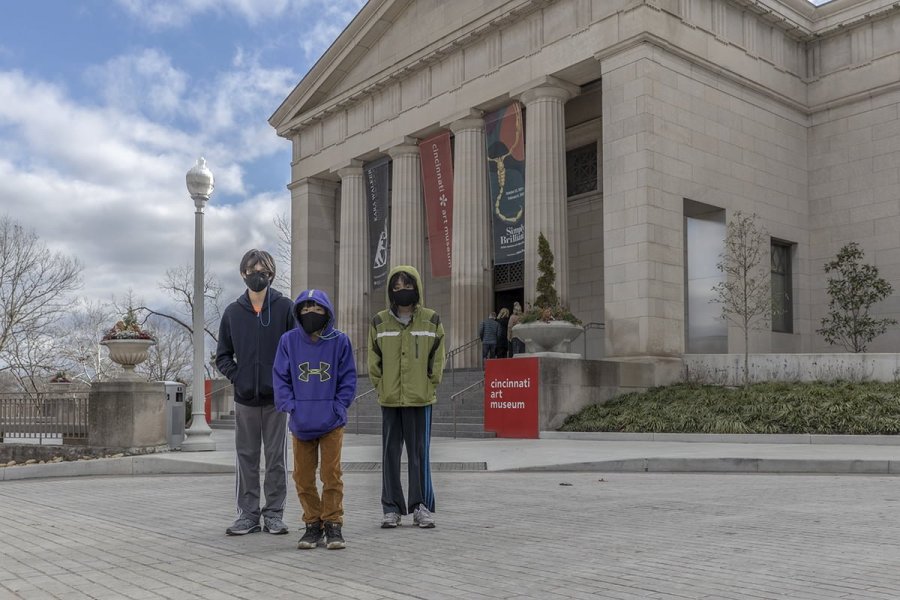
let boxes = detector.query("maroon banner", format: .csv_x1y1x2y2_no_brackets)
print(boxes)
419,131,454,278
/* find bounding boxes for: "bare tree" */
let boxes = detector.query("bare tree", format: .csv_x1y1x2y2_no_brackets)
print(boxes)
137,265,222,343
56,300,117,384
274,210,292,293
138,316,192,383
0,216,82,388
711,212,772,388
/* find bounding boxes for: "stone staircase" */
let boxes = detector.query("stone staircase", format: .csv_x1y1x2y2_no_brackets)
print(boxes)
348,368,492,438
211,368,492,438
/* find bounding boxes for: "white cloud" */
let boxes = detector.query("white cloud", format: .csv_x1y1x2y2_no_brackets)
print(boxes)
85,49,188,119
0,69,289,311
115,0,303,28
0,0,364,315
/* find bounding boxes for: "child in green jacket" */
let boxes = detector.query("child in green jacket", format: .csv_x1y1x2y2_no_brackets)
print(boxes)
368,265,445,529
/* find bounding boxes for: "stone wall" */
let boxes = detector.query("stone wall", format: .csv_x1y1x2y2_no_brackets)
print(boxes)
684,353,900,386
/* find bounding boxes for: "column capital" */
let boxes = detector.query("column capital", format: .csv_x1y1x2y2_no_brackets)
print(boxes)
381,136,419,157
441,108,484,131
336,165,364,179
512,76,579,105
331,159,364,179
447,115,485,134
287,175,339,192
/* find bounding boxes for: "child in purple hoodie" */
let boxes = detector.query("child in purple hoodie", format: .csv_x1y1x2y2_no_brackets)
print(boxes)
273,289,356,550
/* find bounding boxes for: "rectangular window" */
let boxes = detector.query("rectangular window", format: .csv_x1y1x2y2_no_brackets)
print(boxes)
684,200,727,353
566,143,598,197
771,241,793,333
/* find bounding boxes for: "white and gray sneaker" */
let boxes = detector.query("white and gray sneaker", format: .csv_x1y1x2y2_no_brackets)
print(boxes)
380,512,401,528
263,516,288,535
226,517,261,536
413,506,435,528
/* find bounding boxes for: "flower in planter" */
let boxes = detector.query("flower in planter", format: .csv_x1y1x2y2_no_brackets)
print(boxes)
49,371,71,383
520,232,581,325
101,307,155,342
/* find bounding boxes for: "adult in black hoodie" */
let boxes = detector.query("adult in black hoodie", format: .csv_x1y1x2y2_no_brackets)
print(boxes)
216,249,295,536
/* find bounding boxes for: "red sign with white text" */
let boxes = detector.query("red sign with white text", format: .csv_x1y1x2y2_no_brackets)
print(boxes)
419,131,454,278
483,357,539,439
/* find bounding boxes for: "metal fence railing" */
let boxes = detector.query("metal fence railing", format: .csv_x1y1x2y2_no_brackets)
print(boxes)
0,392,90,445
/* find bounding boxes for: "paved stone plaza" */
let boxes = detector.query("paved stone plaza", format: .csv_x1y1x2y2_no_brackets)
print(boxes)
2,471,900,599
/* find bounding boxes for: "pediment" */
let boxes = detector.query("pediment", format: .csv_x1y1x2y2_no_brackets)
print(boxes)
270,0,516,136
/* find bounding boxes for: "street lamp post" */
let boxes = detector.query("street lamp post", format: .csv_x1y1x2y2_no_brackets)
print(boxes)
182,157,216,451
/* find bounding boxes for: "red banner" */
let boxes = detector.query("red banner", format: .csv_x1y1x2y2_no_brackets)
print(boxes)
483,357,539,438
419,132,454,278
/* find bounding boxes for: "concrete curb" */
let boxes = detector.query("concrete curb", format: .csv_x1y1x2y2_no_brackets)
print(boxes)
0,459,486,481
539,431,900,445
509,457,900,474
0,456,234,481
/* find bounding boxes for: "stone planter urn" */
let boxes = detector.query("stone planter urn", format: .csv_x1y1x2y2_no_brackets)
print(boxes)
512,321,584,355
101,338,156,381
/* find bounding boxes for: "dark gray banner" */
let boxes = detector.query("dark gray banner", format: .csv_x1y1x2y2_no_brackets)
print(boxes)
364,157,391,289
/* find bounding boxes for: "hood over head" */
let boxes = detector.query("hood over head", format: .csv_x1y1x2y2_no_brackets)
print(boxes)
384,265,425,309
293,289,336,338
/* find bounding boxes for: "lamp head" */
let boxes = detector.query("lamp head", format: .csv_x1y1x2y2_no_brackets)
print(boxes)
186,157,215,206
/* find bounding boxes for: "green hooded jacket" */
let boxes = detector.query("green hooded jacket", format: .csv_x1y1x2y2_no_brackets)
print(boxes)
367,265,446,407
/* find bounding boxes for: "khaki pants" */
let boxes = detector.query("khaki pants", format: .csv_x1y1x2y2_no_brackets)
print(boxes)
292,427,344,524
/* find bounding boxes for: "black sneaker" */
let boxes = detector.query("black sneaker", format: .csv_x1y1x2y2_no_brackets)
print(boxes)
324,521,346,550
296,521,323,549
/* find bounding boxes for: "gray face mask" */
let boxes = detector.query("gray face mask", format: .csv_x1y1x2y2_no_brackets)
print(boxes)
244,272,269,293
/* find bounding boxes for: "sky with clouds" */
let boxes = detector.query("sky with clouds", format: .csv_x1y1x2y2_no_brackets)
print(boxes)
0,0,365,313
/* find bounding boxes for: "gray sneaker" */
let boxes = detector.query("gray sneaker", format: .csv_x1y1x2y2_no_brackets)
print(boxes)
380,512,401,528
226,517,261,536
263,516,288,535
413,505,435,528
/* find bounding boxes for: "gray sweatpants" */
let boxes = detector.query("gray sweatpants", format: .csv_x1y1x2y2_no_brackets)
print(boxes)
234,402,288,521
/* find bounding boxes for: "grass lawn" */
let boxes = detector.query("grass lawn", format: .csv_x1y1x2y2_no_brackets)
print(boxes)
559,381,900,435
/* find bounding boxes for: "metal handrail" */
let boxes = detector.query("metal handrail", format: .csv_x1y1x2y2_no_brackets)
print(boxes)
446,338,480,363
447,338,480,393
581,322,605,359
352,387,378,434
449,378,484,439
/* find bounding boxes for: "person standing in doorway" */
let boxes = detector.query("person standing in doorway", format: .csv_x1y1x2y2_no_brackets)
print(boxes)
507,301,525,357
216,249,295,536
368,265,445,529
495,307,510,359
478,312,502,361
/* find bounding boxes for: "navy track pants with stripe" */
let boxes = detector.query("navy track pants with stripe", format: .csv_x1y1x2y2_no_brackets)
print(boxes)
381,405,435,515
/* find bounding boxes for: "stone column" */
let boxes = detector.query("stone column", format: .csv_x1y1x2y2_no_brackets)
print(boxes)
335,162,369,370
448,114,492,367
518,80,577,307
289,176,339,299
386,140,426,273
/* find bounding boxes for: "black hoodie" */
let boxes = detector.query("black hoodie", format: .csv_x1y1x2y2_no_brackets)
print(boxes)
215,287,295,406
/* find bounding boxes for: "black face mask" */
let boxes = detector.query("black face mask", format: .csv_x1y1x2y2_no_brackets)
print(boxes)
245,272,269,293
299,312,329,335
392,289,419,307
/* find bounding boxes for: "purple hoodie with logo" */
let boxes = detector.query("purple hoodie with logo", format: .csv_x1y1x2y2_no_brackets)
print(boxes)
273,289,357,441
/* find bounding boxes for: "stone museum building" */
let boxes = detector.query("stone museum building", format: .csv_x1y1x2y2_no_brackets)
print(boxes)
270,0,900,369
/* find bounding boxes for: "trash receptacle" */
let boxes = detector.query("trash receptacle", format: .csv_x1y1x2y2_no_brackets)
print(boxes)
162,381,185,449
